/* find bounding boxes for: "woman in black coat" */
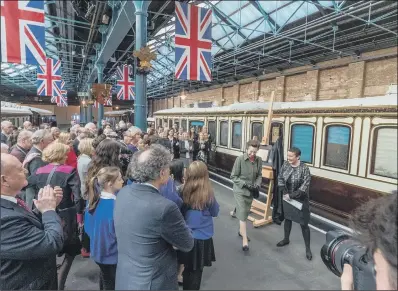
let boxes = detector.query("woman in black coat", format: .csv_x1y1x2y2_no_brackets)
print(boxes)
27,142,83,290
276,147,312,260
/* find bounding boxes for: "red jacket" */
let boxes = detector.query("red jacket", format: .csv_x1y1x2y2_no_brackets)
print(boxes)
66,146,77,169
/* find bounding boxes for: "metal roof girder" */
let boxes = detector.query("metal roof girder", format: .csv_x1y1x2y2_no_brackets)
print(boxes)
321,1,397,36
214,1,372,62
276,1,305,34
205,1,247,40
248,0,279,33
88,0,137,83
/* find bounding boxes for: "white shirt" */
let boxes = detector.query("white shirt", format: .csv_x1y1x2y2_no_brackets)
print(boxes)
100,191,116,200
1,195,17,204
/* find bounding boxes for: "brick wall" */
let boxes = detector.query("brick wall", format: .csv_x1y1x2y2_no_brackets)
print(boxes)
152,47,397,112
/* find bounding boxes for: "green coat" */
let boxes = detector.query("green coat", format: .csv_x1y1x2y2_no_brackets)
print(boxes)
230,154,263,197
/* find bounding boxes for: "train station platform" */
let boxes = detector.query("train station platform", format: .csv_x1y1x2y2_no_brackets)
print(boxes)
63,182,340,290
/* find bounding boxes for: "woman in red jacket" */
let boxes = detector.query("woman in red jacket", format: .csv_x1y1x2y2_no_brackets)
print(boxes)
57,132,78,169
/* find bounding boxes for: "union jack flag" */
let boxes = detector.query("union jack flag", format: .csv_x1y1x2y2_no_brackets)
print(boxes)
175,2,212,82
0,0,46,66
56,81,67,107
94,93,112,108
37,58,62,97
116,65,135,100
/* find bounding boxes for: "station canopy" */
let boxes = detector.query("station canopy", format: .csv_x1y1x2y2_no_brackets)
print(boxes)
0,0,396,105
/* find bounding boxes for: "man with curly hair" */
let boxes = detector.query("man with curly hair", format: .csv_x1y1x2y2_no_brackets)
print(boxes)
341,192,397,290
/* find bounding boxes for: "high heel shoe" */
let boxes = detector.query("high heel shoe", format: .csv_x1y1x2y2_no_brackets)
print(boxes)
242,245,249,251
276,239,290,247
306,249,313,261
238,232,251,241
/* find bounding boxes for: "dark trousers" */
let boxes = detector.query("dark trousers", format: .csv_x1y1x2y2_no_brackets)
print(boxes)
182,267,203,290
284,219,311,250
96,263,116,290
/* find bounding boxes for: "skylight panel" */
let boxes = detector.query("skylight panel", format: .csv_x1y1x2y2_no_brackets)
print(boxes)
4,68,15,74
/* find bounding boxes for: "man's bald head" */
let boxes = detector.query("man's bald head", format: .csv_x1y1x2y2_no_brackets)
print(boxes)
1,153,27,195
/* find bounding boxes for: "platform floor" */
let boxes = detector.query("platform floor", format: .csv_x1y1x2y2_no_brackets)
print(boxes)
63,182,340,290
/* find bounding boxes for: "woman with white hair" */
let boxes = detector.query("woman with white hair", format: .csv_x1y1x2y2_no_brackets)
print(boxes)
127,126,142,153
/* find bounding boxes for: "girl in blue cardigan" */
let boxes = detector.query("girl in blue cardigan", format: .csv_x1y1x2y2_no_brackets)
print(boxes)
84,166,124,290
180,161,219,290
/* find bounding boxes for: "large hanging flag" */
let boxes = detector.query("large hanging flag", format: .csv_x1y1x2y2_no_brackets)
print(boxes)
116,65,135,100
0,0,46,66
57,81,67,107
174,2,212,82
37,58,62,97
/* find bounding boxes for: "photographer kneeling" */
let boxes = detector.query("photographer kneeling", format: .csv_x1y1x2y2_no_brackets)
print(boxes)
341,191,397,290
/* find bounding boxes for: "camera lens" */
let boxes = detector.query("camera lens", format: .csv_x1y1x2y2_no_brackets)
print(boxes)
320,230,363,276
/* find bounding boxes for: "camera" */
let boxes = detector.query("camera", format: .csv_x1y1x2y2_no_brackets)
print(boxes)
321,230,376,290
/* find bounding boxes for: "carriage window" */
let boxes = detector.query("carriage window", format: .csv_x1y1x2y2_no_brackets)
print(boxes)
158,119,162,127
372,127,397,179
219,121,229,147
291,124,314,164
181,119,187,131
232,122,242,149
208,121,216,143
174,121,179,129
252,122,263,142
324,125,351,170
169,119,173,128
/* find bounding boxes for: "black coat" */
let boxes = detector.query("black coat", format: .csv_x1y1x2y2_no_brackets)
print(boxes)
167,138,180,159
27,164,83,256
271,136,285,224
0,198,63,290
24,147,47,177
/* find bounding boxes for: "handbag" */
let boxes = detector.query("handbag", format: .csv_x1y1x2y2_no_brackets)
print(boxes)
46,166,79,246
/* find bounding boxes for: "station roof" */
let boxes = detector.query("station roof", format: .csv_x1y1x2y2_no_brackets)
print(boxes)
0,0,397,105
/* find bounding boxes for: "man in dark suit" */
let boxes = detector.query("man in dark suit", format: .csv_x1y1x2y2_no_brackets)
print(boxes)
22,129,54,209
114,145,193,290
9,130,33,163
1,120,13,147
0,154,64,290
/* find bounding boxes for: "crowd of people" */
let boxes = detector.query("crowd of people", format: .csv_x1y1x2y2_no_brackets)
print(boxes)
0,119,218,291
1,118,396,291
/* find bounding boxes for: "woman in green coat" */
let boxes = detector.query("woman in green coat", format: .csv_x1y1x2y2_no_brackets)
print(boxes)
230,140,262,251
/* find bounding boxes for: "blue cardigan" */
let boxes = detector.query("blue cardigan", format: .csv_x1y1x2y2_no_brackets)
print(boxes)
127,178,183,209
84,195,117,264
182,199,220,240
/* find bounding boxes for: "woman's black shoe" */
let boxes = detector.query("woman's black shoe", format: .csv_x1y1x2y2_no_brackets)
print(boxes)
242,245,249,251
238,232,251,242
306,249,313,261
276,239,290,247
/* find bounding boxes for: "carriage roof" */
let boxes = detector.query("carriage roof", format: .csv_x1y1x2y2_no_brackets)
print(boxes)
153,93,397,116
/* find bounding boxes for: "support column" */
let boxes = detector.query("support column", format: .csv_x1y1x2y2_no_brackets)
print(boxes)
86,84,93,122
80,103,86,125
133,0,151,132
96,63,105,128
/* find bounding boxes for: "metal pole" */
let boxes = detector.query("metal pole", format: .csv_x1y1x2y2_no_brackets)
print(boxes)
133,0,151,132
96,63,105,128
86,84,93,122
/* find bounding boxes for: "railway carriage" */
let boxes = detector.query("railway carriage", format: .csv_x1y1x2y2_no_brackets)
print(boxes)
1,102,55,127
153,90,397,225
